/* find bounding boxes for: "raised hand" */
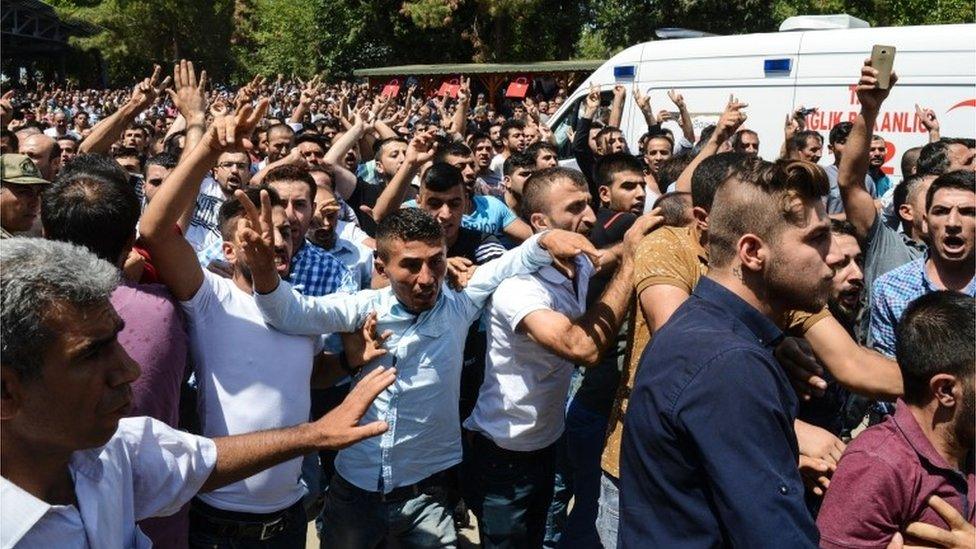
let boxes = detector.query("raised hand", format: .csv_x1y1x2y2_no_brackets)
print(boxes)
714,95,748,143
667,89,686,110
457,76,471,103
915,103,939,132
657,109,674,122
857,57,898,114
341,312,393,369
613,84,627,99
206,97,269,151
234,188,275,275
0,89,14,127
300,74,324,106
633,86,652,114
405,131,437,166
312,366,397,450
130,64,172,111
584,83,601,116
166,59,209,121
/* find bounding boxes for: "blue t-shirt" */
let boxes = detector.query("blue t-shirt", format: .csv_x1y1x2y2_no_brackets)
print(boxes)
404,195,517,238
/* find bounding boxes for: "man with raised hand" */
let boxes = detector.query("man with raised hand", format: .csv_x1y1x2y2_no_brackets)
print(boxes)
139,100,380,546
238,194,603,546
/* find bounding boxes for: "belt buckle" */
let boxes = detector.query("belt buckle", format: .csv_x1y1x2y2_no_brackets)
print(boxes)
259,517,284,541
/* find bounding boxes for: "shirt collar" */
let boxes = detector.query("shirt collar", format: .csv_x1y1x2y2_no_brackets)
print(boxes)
892,399,972,475
689,224,709,263
694,277,784,347
0,476,51,547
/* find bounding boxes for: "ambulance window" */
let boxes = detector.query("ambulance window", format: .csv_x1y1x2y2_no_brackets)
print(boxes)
551,90,615,160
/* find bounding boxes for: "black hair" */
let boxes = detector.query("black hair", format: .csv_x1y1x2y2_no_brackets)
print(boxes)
146,152,179,171
896,291,975,406
521,166,589,219
595,152,643,187
163,131,185,157
829,218,858,238
503,151,536,177
295,133,327,150
901,146,922,177
217,185,283,241
433,140,473,164
828,122,854,146
375,207,444,261
730,129,759,152
893,175,923,221
653,191,692,227
525,141,557,162
692,125,717,157
422,162,464,193
691,152,752,211
372,136,407,160
41,153,140,264
917,138,976,176
500,119,525,139
56,134,79,145
926,170,974,212
789,130,823,155
263,164,317,203
1,129,19,152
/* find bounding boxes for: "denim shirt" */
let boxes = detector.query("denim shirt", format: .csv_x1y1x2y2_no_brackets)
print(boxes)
253,233,552,493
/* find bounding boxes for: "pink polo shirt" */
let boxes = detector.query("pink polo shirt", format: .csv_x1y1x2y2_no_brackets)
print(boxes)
817,400,975,548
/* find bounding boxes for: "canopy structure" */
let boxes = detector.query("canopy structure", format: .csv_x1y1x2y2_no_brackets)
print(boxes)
1,0,99,82
353,60,604,108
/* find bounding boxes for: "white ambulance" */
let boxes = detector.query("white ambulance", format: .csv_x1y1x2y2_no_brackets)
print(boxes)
548,15,976,183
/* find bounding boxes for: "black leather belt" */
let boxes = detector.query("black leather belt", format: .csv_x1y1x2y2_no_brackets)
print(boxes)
189,498,301,541
335,468,456,503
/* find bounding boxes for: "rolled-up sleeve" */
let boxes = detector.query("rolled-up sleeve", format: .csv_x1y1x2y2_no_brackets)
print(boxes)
676,349,818,548
254,279,370,336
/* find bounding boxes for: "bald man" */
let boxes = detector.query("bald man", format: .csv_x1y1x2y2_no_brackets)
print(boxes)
19,133,61,181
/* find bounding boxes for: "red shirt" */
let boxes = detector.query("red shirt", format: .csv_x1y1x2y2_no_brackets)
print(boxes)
817,399,975,548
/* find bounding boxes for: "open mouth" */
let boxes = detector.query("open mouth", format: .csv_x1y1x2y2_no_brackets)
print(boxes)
943,235,967,256
274,253,289,274
837,288,861,308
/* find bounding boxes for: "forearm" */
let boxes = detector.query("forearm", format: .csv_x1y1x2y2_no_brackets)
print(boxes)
824,346,902,399
78,101,140,154
175,115,207,233
465,232,551,308
678,107,695,143
204,423,317,492
573,256,634,366
451,99,469,137
289,103,308,124
372,160,419,222
372,118,398,140
253,278,361,335
928,127,941,143
839,108,880,239
675,138,719,193
609,97,624,128
141,139,219,241
325,124,364,167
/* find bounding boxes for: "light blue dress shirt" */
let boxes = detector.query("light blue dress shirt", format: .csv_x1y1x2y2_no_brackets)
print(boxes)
253,233,553,493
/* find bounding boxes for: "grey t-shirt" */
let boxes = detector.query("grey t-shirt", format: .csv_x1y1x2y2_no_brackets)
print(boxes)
823,164,878,215
859,214,926,343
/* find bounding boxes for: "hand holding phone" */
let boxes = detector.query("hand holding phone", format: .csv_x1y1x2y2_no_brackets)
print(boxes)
870,45,896,89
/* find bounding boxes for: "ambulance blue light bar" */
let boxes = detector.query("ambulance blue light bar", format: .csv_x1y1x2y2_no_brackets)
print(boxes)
764,58,792,74
613,65,636,82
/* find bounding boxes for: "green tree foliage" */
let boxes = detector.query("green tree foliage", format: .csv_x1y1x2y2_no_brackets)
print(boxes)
45,0,975,84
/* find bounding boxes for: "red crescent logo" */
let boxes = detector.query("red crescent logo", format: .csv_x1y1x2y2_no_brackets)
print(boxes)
947,99,976,112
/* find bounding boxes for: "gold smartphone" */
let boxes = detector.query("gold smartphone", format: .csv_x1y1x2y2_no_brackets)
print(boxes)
871,45,896,89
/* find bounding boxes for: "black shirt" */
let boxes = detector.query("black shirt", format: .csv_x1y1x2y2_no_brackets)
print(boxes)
448,227,505,265
572,207,637,417
346,177,384,237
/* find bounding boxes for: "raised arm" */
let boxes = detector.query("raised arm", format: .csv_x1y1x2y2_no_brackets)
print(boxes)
289,75,323,125
674,96,747,193
203,366,395,491
79,65,171,154
139,99,268,301
840,59,898,241
914,104,941,143
632,86,658,130
668,90,695,144
370,133,435,222
449,77,471,139
608,84,626,129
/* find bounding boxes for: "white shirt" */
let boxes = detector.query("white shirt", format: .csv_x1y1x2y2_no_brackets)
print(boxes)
489,153,507,179
465,257,593,452
1,417,216,549
325,236,373,290
180,271,324,512
337,220,370,246
185,177,225,254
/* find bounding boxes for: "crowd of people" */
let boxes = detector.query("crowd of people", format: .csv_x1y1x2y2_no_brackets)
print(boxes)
0,54,973,549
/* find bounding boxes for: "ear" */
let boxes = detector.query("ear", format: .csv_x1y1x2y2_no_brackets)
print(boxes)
598,185,612,207
502,175,512,190
1,366,24,421
373,255,387,279
929,374,959,408
529,212,551,233
221,240,237,264
898,202,914,224
921,210,930,235
692,206,709,233
737,234,766,272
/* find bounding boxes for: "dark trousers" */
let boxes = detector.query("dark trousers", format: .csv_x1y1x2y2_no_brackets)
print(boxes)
188,498,307,549
466,431,557,549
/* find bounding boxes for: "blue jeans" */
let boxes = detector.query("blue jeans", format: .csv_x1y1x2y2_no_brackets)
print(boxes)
319,473,457,548
558,401,609,548
467,432,557,548
596,472,620,549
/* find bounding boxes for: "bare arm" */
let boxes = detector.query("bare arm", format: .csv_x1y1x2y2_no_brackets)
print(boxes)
449,77,471,139
669,90,695,144
204,366,394,491
80,65,170,154
803,315,902,399
608,85,626,128
915,104,941,143
638,283,690,332
840,59,898,241
370,133,434,222
632,86,658,130
502,218,533,244
166,60,209,232
674,97,747,193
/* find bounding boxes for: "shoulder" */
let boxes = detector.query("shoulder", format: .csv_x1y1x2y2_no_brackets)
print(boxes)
873,258,925,297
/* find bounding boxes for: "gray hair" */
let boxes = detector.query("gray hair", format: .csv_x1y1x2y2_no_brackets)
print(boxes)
1,237,119,380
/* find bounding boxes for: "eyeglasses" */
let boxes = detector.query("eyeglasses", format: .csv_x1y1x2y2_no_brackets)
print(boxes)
217,162,249,170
